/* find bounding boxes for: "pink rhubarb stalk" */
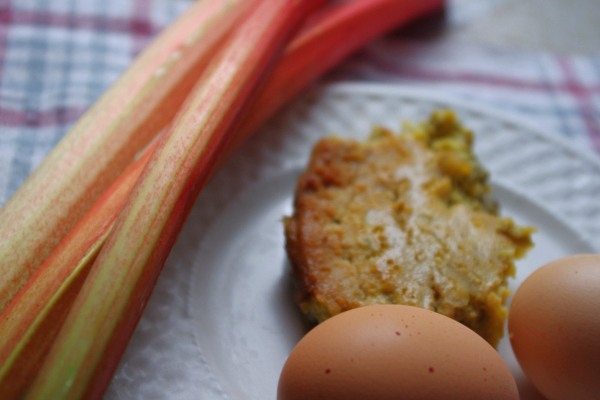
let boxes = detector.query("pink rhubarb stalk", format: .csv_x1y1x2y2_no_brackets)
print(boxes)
25,0,324,398
0,0,250,311
0,0,444,396
0,148,152,399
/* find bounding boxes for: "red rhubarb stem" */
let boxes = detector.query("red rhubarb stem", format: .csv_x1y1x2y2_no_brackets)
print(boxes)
236,0,446,143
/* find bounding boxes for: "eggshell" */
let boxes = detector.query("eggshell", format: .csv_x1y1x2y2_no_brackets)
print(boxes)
508,254,600,400
278,304,518,400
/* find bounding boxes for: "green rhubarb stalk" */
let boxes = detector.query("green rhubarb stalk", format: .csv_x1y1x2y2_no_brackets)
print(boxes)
25,0,324,398
0,0,444,395
0,0,250,312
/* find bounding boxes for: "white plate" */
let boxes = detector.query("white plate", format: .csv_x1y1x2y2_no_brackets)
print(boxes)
107,84,600,400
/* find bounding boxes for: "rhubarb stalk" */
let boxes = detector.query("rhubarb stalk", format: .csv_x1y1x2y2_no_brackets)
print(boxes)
236,0,446,143
0,0,250,311
0,147,153,399
25,0,323,398
0,0,444,396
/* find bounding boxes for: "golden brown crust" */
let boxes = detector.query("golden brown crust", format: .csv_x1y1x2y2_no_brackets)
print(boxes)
284,110,535,347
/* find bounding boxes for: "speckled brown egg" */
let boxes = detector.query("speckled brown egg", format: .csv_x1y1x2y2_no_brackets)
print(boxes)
278,304,518,400
508,254,600,400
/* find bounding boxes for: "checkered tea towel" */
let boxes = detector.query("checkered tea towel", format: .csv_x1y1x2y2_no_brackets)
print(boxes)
1,0,599,203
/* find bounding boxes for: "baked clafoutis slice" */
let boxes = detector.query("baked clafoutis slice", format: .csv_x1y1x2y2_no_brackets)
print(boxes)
284,110,534,347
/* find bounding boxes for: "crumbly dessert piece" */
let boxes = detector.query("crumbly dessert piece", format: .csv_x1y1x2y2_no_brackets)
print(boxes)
284,110,534,347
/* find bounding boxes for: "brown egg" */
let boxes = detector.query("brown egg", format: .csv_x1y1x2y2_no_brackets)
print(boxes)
278,304,518,400
508,254,600,400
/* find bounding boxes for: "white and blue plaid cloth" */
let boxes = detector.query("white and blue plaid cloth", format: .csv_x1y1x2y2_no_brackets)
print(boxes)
1,0,599,206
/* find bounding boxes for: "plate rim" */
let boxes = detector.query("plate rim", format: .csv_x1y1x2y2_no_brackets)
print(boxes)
319,82,600,170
